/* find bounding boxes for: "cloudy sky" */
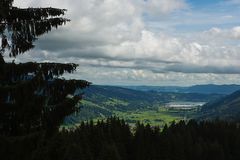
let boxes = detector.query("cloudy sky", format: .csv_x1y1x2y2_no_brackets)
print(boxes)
13,0,240,86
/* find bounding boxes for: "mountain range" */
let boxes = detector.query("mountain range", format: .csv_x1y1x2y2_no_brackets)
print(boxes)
121,84,240,95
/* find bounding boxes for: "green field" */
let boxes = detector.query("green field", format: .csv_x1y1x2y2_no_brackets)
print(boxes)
114,108,185,127
78,99,197,127
64,102,196,128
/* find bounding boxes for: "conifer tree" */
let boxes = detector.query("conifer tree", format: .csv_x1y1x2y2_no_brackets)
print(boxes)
0,0,90,136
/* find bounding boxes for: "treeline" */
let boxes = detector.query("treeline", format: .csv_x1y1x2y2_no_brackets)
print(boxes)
1,117,240,160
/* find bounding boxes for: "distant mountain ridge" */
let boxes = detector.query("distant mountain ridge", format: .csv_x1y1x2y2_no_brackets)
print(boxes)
121,84,240,95
83,85,222,106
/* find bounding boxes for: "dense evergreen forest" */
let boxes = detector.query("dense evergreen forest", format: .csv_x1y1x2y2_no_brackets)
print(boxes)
1,117,240,160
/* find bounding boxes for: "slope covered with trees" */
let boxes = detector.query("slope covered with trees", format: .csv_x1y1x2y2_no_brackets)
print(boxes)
200,90,240,121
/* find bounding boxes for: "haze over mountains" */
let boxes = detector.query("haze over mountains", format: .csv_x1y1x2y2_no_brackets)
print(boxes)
121,84,240,95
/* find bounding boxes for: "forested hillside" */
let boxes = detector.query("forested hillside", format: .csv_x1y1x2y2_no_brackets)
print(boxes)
1,117,240,160
200,90,240,121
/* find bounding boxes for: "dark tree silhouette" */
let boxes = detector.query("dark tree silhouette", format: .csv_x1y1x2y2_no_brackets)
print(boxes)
0,0,90,136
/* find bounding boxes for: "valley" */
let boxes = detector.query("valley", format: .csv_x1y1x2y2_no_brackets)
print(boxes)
64,85,226,127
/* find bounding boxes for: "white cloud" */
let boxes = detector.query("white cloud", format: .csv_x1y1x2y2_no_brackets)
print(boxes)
11,0,240,85
204,26,240,40
142,0,187,15
232,26,240,39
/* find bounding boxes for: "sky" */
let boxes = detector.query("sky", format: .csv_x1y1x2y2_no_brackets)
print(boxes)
12,0,240,86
